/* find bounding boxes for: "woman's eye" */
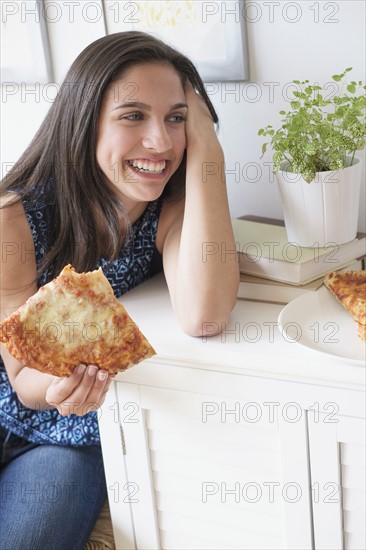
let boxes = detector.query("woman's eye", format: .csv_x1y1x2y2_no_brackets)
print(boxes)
168,114,186,123
121,113,142,121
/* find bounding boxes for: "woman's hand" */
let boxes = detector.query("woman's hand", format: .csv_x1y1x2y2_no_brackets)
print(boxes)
184,83,222,153
46,364,113,416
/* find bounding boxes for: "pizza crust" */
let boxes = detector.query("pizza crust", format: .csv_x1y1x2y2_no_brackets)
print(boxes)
324,270,366,342
0,265,156,376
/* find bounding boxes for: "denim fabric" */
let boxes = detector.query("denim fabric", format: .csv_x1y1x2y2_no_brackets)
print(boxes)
0,427,107,550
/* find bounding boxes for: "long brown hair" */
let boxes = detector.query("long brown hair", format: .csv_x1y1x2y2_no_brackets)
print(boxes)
1,31,218,278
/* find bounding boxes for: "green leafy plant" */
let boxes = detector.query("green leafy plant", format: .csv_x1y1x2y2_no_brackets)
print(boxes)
259,68,366,183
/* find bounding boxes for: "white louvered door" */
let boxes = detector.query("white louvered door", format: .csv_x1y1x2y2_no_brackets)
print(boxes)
113,380,313,550
308,413,366,550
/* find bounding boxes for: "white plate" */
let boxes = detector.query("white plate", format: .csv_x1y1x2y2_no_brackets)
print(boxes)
278,286,365,364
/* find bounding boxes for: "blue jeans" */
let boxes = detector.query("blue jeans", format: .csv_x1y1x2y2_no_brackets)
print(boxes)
0,427,107,550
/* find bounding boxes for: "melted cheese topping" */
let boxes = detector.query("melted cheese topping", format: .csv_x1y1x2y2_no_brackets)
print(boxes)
0,265,155,375
20,268,118,346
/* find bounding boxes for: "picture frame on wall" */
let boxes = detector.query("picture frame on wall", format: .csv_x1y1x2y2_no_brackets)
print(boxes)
1,0,53,83
102,0,249,82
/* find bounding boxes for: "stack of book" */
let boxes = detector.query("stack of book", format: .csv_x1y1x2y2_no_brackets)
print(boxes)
232,217,366,304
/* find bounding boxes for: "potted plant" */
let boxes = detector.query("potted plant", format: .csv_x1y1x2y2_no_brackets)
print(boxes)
259,68,366,247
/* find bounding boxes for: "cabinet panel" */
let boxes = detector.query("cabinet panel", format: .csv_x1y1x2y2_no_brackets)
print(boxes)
110,382,314,550
97,384,136,550
308,414,366,550
160,530,227,549
147,407,284,549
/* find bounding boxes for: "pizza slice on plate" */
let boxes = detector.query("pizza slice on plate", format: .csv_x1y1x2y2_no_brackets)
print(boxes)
0,264,156,376
324,270,366,342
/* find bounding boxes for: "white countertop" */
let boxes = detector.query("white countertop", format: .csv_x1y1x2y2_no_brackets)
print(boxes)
117,273,365,391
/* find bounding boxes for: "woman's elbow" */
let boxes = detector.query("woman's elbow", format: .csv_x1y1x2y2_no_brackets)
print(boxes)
179,310,233,338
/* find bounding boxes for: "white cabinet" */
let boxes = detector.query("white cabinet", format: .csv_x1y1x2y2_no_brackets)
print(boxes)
98,275,365,550
308,413,366,550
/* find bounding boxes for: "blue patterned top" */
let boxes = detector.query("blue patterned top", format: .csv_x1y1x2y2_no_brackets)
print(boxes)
0,181,163,446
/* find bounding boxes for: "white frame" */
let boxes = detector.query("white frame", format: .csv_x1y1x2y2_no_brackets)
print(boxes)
102,0,249,82
1,0,53,83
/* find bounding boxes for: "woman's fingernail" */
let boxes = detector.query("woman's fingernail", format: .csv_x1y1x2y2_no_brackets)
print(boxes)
98,370,108,382
87,365,98,376
77,364,87,374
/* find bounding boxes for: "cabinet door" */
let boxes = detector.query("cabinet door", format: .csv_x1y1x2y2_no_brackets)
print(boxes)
103,381,313,550
98,382,137,549
308,413,366,550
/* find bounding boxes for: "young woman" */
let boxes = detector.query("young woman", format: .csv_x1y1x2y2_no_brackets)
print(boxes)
0,31,239,548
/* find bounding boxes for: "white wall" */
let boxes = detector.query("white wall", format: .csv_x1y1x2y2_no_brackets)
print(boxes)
1,0,365,229
217,0,366,228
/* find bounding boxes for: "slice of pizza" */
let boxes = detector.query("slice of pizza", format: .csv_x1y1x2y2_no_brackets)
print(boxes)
0,265,156,376
324,270,366,341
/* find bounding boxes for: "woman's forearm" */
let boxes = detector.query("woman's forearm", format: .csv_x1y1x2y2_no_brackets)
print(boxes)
14,368,56,409
176,143,239,334
2,344,111,416
163,86,239,336
1,347,55,410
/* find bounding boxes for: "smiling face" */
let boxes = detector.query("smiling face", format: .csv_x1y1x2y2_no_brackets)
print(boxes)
96,62,187,215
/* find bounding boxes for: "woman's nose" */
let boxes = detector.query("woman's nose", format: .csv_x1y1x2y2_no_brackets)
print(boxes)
142,121,173,152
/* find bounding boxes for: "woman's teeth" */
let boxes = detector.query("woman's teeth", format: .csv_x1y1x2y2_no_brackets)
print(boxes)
128,160,166,173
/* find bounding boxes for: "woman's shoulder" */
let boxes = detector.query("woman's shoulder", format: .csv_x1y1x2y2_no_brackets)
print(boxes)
0,183,54,252
0,193,35,254
0,194,38,307
0,194,30,258
0,191,20,208
1,181,54,221
0,192,27,225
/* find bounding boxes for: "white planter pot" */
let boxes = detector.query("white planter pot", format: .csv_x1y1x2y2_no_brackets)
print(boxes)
275,158,363,247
